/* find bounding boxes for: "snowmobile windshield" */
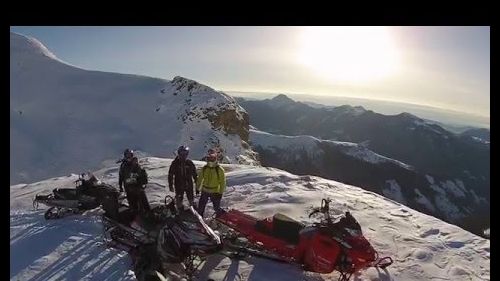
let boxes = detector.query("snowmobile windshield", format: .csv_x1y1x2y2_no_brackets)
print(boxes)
345,227,362,236
326,213,363,239
83,173,100,186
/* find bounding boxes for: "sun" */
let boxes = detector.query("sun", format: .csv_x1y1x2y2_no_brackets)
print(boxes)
297,26,400,83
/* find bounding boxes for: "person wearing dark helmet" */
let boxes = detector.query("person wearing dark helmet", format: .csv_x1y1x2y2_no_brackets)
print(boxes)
168,145,198,209
196,153,226,217
120,151,150,214
118,149,134,192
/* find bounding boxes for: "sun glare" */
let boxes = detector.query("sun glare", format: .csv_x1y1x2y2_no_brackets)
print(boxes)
297,27,400,83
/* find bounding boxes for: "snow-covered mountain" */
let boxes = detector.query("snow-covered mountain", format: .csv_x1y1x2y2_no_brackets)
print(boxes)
10,32,258,185
251,129,412,169
10,157,490,281
239,95,490,238
238,95,489,187
459,128,490,143
250,129,489,238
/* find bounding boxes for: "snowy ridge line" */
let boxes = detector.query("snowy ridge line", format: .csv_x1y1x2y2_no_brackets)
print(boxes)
250,129,413,170
11,31,258,185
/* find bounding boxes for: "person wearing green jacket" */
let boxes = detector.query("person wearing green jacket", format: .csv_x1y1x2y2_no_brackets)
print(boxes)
196,153,226,217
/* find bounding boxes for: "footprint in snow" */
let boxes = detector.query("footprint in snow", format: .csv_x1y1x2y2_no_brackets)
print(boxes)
388,210,412,219
413,248,433,262
419,228,440,238
445,241,465,249
449,266,470,276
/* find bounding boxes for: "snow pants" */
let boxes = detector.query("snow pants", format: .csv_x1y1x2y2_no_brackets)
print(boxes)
197,191,222,217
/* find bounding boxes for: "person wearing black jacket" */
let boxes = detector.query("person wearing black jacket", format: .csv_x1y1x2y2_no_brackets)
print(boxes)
119,150,150,214
168,145,198,209
118,149,134,192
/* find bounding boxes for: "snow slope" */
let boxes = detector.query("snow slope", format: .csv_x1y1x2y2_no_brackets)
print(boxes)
250,129,489,231
10,32,257,185
10,157,490,281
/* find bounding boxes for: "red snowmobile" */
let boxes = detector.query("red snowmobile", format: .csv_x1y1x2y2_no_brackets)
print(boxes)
215,198,393,281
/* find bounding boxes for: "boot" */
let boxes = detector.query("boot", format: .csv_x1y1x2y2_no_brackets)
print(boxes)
175,197,184,211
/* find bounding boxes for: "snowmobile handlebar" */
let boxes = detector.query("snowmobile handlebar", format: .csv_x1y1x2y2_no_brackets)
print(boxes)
308,198,332,219
374,256,393,269
74,173,87,184
308,208,321,218
164,195,175,206
321,198,331,210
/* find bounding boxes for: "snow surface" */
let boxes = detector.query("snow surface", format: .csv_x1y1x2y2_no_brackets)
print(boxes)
424,176,468,221
10,32,257,185
382,180,407,205
250,129,413,170
471,136,490,144
11,157,490,281
425,175,435,185
441,180,466,198
414,189,436,213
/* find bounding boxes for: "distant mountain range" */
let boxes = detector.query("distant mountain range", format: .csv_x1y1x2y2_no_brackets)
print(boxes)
229,91,490,129
238,95,490,237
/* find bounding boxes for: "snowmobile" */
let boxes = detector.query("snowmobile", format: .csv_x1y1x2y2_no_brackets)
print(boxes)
213,198,393,281
33,173,121,220
101,195,222,281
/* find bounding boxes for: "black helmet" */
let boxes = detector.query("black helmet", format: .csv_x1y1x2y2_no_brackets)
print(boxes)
124,149,134,159
177,145,189,159
177,145,189,154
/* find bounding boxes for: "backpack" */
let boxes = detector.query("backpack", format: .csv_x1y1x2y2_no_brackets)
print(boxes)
138,168,148,186
202,165,221,182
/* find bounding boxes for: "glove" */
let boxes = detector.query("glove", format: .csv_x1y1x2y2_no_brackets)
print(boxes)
196,189,200,196
169,185,174,192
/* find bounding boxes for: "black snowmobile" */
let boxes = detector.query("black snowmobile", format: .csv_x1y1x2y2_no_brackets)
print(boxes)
102,195,222,281
33,173,121,220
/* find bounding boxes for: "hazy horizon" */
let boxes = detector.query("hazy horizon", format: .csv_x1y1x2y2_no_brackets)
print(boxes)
229,90,490,129
10,26,490,118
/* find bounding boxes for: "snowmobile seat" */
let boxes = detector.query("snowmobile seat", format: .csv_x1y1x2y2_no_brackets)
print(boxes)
272,213,305,244
101,193,120,219
34,194,52,201
53,188,78,200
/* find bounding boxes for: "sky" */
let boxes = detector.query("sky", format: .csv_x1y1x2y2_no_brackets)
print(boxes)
10,26,490,117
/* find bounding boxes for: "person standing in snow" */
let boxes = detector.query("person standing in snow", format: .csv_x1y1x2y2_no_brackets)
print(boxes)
118,149,134,193
196,153,226,217
168,145,198,209
119,150,150,214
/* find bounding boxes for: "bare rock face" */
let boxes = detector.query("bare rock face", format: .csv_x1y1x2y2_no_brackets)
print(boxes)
160,76,259,165
208,108,250,142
